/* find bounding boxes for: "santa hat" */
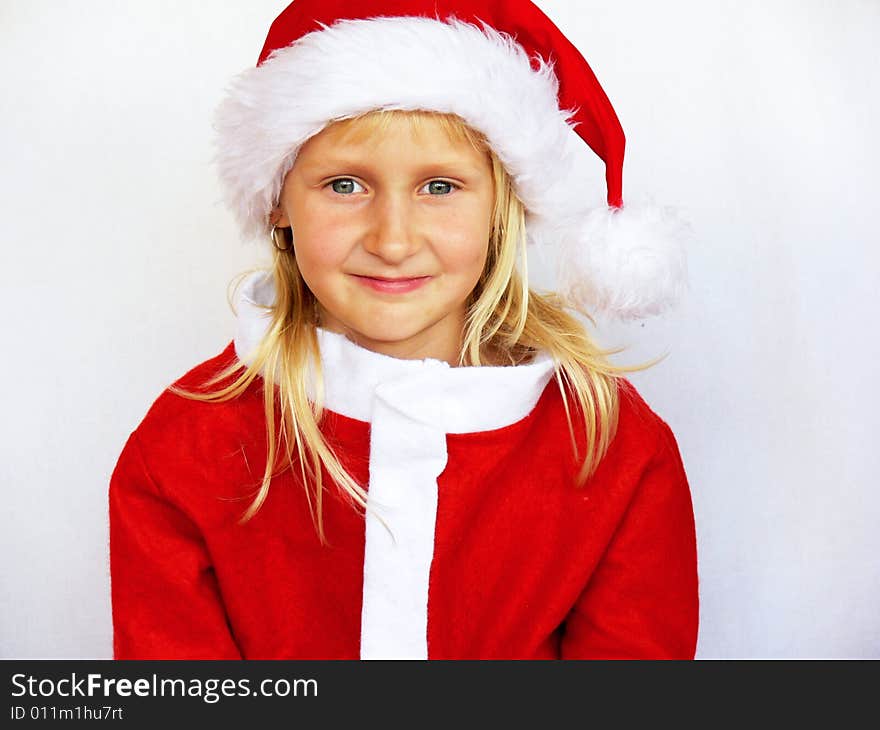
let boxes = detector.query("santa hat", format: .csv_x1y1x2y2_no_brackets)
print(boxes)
214,0,687,319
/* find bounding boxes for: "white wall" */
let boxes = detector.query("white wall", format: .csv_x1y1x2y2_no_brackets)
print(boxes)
2,0,877,658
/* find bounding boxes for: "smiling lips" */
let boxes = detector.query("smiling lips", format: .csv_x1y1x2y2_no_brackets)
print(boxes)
352,274,432,293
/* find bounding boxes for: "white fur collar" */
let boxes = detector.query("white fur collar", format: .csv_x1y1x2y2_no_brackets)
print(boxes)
233,271,556,433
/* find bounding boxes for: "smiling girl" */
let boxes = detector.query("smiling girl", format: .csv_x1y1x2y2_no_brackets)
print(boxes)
109,0,698,660
272,112,496,363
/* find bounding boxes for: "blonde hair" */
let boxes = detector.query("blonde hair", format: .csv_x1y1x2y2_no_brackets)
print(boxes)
174,109,642,543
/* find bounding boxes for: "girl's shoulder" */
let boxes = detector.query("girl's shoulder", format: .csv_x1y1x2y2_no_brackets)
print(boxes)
465,370,683,495
615,378,680,446
170,340,243,393
602,377,687,486
548,373,679,449
113,341,270,524
138,340,258,430
125,341,266,471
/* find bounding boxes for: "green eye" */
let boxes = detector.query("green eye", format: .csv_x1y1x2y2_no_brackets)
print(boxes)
330,178,363,194
425,180,455,195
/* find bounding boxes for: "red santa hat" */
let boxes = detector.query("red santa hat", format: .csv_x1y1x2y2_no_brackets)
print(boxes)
214,0,688,319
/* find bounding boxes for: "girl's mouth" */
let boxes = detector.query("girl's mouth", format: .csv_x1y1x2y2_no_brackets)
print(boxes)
352,275,432,294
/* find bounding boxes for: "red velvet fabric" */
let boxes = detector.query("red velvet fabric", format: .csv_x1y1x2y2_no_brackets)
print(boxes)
109,343,698,659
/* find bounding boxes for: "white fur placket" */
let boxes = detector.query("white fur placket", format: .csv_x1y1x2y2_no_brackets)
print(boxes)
233,272,556,659
360,376,449,660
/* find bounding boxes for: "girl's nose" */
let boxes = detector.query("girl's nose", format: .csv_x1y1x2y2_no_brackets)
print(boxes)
361,194,421,263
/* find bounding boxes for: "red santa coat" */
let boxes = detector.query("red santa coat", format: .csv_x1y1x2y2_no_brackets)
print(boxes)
109,274,699,659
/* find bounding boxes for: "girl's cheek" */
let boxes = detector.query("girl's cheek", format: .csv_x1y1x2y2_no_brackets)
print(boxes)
297,235,347,269
435,222,491,262
300,226,361,274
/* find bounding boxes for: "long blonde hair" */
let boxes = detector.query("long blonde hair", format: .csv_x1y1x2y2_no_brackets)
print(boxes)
174,109,640,543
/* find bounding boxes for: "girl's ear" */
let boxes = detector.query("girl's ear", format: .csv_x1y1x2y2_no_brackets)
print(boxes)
269,206,291,228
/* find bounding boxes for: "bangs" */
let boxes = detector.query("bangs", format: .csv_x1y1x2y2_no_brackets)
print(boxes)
327,109,491,155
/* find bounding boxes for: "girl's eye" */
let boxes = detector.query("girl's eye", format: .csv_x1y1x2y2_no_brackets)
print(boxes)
329,178,365,195
328,178,456,195
421,180,457,195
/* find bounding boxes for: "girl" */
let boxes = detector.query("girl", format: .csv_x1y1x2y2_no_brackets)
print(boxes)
109,0,698,659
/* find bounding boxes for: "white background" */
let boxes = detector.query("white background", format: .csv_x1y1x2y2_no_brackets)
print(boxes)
1,0,877,658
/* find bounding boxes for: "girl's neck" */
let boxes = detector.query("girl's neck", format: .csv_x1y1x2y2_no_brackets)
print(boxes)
316,324,532,368
317,307,467,366
331,328,462,365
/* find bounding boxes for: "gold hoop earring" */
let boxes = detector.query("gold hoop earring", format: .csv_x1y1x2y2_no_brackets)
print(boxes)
271,225,292,252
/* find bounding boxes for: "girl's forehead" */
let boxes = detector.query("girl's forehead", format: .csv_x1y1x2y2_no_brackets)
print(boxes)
295,128,492,178
289,110,496,179
314,110,488,155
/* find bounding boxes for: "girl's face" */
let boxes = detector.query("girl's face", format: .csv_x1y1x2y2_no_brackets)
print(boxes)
273,114,494,364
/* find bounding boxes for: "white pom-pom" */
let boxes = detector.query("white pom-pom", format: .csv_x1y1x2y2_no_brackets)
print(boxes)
555,202,691,320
